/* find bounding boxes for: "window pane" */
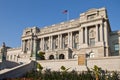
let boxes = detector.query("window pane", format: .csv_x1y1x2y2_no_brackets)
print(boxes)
114,44,119,51
90,38,95,46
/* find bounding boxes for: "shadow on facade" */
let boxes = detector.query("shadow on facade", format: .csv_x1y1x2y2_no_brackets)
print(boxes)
0,60,20,70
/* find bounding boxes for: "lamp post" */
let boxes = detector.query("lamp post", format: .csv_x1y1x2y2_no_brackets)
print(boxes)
33,35,38,59
33,35,38,72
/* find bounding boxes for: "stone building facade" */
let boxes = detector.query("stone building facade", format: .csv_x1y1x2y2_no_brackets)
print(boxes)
7,7,120,61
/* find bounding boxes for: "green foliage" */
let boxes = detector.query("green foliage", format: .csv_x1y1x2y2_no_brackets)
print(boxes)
60,66,70,72
37,63,43,71
91,65,102,80
9,65,120,80
37,51,45,60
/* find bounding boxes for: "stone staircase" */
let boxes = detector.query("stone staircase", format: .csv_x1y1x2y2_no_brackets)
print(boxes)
0,60,35,79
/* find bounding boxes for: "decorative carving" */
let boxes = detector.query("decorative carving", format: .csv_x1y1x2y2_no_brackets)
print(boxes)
53,37,58,49
65,36,68,44
89,28,96,38
0,42,7,61
75,34,79,43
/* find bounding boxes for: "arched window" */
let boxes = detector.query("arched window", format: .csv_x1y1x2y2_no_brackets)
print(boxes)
49,55,54,60
59,54,65,59
90,53,95,58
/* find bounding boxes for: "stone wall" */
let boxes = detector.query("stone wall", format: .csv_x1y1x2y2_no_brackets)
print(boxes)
37,56,120,71
7,48,21,62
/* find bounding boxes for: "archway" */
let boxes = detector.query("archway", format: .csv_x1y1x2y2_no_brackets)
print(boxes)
59,54,65,59
49,55,54,60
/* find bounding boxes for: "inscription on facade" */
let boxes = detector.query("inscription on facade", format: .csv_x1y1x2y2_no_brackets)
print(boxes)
78,54,86,65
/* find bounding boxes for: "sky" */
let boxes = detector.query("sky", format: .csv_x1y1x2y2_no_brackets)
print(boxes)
0,0,120,48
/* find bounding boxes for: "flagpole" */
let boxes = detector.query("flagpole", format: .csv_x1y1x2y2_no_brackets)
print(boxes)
67,10,69,21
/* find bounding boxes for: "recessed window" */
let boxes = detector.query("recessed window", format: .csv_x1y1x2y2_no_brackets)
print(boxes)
59,54,65,59
89,38,95,46
87,14,96,20
114,44,119,51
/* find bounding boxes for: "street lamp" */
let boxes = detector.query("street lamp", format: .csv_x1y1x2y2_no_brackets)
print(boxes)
33,35,38,78
33,35,38,60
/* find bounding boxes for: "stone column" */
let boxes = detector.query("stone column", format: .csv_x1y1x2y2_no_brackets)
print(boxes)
43,38,44,51
68,32,70,48
104,22,108,46
95,24,98,42
51,36,53,50
33,37,37,58
58,35,60,49
28,40,30,51
69,32,72,48
79,30,81,48
23,40,25,52
80,28,83,44
31,38,33,53
49,36,51,50
100,24,103,41
85,27,88,44
104,22,109,56
60,34,62,49
41,38,43,51
21,40,23,51
28,39,30,51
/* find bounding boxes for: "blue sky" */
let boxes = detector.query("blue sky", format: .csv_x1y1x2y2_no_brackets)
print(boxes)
0,0,120,48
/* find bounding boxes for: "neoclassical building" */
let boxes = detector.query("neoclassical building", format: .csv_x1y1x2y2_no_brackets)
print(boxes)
6,7,120,61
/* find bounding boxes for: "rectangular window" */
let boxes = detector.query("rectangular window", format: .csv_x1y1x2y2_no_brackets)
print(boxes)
114,44,119,51
90,38,95,46
98,25,100,41
87,14,96,20
74,43,78,49
83,28,85,43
